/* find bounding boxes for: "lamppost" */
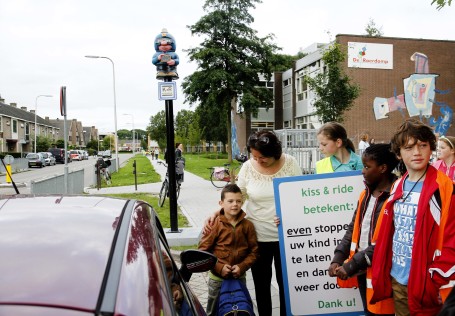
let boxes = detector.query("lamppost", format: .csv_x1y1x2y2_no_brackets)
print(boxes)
123,113,135,153
85,55,119,172
34,95,53,153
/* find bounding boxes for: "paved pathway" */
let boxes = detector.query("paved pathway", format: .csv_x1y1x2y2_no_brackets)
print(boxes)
86,156,280,315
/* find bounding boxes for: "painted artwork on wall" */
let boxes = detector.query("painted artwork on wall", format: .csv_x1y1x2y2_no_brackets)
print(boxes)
403,74,438,117
371,51,453,135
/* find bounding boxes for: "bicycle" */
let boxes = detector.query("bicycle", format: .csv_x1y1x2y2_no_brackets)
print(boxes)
209,154,248,188
95,158,112,187
158,160,184,207
100,167,111,185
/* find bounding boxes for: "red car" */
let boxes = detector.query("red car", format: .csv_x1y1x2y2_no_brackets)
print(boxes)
0,195,214,315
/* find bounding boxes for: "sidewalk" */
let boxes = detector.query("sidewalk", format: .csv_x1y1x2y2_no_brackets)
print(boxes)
85,157,280,315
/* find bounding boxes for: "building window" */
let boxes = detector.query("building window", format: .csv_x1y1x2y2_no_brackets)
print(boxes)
0,116,2,132
25,123,30,141
12,120,18,134
283,78,291,87
251,121,274,132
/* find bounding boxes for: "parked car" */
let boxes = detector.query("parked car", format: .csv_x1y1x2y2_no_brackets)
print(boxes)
48,148,72,164
39,152,56,166
0,195,215,315
81,150,89,160
25,153,46,168
70,150,82,161
47,152,57,165
102,150,112,158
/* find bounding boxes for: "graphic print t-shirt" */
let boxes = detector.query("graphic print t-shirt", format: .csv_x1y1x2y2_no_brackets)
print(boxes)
390,179,423,285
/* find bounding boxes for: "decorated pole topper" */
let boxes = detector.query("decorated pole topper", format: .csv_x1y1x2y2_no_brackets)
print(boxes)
152,28,179,80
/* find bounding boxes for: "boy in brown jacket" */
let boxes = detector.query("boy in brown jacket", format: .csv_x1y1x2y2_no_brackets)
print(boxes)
198,184,259,316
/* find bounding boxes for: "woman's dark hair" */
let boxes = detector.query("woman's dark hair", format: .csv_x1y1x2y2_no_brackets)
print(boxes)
247,130,282,160
317,122,356,152
363,144,399,177
390,119,436,155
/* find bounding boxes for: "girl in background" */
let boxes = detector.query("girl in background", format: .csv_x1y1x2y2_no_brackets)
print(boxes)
316,122,363,174
432,135,455,181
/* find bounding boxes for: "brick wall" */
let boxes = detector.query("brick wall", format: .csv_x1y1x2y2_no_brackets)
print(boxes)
336,34,455,144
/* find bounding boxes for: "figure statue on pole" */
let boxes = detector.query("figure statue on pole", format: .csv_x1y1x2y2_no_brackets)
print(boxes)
152,28,179,80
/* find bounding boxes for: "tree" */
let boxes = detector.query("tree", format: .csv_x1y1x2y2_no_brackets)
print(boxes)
432,0,452,9
365,18,383,37
36,136,52,152
54,139,65,148
117,129,131,140
86,139,99,151
182,0,280,160
102,135,115,151
146,110,167,149
175,109,195,145
304,43,360,123
196,102,228,146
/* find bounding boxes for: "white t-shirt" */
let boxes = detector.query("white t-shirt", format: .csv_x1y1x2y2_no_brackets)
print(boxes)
358,140,370,155
236,154,302,242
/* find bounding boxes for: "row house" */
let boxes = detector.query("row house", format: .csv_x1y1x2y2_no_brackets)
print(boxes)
49,119,98,148
0,98,60,153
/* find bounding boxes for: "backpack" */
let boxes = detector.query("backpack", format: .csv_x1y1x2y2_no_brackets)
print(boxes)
218,279,255,316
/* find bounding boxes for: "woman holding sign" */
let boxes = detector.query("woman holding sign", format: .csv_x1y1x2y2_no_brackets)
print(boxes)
328,144,398,315
316,122,363,174
204,130,301,316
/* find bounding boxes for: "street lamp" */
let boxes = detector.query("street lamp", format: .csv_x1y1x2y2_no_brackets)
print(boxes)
85,55,119,172
123,113,135,153
34,95,53,153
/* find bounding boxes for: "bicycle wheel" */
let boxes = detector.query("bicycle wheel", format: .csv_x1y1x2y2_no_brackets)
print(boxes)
176,183,181,200
158,181,168,207
210,169,230,188
105,171,111,185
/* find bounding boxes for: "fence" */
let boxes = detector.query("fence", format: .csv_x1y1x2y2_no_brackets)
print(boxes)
0,158,28,173
275,129,322,174
31,169,85,194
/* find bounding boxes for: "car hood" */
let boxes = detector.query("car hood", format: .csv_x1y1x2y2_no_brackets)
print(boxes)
0,195,128,312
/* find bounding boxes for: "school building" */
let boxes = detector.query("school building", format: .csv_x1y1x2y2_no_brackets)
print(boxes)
234,34,455,151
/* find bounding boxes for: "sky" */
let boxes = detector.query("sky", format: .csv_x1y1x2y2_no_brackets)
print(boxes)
0,0,453,134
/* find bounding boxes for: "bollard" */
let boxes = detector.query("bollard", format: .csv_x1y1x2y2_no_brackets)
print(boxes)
5,164,12,183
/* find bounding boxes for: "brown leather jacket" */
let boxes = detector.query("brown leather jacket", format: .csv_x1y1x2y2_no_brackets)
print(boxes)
198,209,259,277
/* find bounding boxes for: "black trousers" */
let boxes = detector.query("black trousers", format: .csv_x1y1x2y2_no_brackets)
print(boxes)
251,241,286,316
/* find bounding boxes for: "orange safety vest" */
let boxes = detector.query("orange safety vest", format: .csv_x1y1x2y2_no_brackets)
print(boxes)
337,190,395,314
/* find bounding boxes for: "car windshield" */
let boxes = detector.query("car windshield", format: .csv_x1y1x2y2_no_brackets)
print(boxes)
26,154,39,159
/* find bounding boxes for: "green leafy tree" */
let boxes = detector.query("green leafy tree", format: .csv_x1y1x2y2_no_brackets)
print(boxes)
36,136,52,152
304,43,360,123
54,139,65,148
146,110,167,149
365,18,383,37
117,129,131,140
432,0,452,9
102,135,115,151
86,139,99,151
175,110,194,145
182,0,280,160
196,102,228,146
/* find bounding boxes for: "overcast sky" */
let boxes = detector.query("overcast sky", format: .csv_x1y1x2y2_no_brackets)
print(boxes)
0,0,453,134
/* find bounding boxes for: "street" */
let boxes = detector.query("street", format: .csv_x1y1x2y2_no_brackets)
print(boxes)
1,153,134,194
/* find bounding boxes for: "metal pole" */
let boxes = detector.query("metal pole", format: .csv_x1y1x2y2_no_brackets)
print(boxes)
85,55,119,172
165,77,179,232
